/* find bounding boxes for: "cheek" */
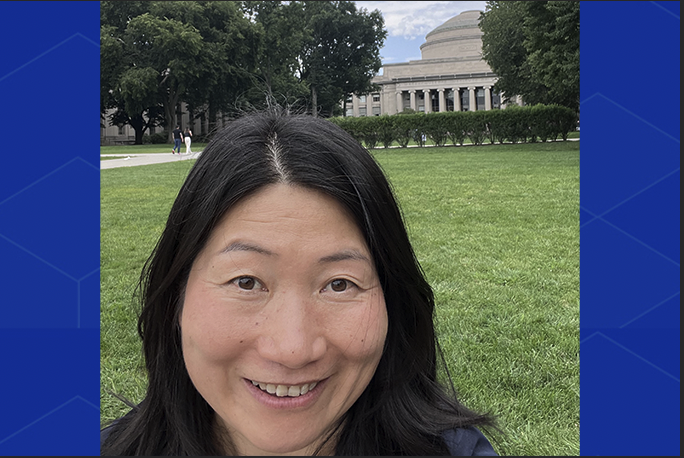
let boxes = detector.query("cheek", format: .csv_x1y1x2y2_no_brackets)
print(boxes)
180,282,253,364
332,293,388,362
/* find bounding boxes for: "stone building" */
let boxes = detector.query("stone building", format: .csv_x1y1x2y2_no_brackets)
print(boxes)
345,10,520,117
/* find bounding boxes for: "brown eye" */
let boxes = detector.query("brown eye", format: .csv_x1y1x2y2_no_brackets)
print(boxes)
236,277,256,290
330,279,348,292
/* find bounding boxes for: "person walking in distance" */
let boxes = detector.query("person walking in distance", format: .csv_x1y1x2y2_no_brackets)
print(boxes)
184,127,193,154
172,125,183,154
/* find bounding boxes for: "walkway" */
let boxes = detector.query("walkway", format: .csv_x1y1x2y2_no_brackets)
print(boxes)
100,152,202,169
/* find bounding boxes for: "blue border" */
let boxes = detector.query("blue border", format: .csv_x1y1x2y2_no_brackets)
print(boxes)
0,1,100,455
0,1,679,455
580,1,679,456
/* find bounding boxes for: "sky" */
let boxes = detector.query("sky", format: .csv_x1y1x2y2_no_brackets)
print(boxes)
354,1,488,69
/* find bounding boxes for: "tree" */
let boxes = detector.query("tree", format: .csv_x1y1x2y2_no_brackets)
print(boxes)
242,1,310,110
123,13,204,141
101,21,165,144
297,1,387,117
480,1,579,112
101,1,259,142
148,1,260,133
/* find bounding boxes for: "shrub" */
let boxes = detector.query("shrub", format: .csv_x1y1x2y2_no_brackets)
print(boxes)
486,109,507,144
147,132,167,144
359,116,380,149
408,113,428,147
445,111,467,146
424,112,450,147
393,115,414,147
327,103,577,150
465,111,488,146
377,115,395,148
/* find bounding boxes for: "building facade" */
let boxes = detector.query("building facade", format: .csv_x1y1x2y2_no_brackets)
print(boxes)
346,10,521,117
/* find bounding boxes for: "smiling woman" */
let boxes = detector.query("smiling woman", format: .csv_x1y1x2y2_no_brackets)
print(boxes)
100,109,498,456
182,185,387,455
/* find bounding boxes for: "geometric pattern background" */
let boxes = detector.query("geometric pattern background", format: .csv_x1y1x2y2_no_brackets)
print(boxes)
0,2,100,455
0,1,679,455
580,2,679,455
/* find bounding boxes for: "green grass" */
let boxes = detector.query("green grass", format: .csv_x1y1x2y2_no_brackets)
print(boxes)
101,141,579,455
100,143,208,155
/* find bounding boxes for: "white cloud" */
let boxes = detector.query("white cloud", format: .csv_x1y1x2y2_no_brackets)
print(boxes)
356,1,487,40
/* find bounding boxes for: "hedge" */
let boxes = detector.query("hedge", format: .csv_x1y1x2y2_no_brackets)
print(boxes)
329,104,577,148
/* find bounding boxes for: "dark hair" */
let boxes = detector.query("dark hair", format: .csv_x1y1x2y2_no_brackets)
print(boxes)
101,109,496,455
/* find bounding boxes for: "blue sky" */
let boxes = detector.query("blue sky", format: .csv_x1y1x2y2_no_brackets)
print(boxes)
355,1,488,70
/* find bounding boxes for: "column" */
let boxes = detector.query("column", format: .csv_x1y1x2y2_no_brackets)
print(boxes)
396,91,403,114
352,94,359,117
423,89,431,113
484,86,492,110
409,90,416,111
468,86,476,111
454,88,461,112
438,88,446,113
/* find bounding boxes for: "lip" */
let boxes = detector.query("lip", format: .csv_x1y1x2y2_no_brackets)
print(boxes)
244,377,326,410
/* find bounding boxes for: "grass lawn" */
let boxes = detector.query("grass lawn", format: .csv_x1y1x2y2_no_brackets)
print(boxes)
101,140,579,455
100,143,208,155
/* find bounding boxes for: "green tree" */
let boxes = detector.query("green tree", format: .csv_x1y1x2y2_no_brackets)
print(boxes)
101,21,165,144
148,1,260,134
123,13,204,141
242,1,310,110
480,1,579,112
297,1,387,117
101,1,259,141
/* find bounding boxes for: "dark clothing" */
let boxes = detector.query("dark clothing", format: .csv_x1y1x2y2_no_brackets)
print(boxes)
172,128,183,140
443,427,498,456
101,420,495,456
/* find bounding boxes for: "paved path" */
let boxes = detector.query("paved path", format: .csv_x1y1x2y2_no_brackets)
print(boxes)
100,151,202,169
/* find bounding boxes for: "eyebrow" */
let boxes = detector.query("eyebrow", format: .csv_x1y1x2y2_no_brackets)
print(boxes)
318,249,371,265
220,242,370,265
220,241,275,257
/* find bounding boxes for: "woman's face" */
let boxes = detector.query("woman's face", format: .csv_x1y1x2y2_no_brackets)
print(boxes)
181,184,388,455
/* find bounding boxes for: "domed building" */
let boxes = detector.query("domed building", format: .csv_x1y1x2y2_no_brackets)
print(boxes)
346,10,518,117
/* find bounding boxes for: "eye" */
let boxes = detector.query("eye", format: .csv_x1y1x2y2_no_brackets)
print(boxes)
324,278,356,293
231,276,264,291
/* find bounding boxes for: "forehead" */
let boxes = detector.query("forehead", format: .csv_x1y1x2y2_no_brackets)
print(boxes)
205,184,367,253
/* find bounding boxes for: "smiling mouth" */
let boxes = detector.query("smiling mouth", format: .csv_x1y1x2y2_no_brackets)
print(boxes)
249,380,319,398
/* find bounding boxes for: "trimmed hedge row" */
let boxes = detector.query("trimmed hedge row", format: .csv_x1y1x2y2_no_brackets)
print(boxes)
328,104,577,149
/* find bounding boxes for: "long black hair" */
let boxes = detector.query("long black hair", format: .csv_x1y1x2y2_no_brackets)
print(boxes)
101,109,496,455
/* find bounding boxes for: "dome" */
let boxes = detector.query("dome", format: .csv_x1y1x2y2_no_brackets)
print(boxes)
425,10,483,39
420,10,484,60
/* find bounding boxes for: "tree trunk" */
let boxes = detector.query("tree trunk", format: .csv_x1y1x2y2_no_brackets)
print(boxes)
130,114,146,145
164,94,178,143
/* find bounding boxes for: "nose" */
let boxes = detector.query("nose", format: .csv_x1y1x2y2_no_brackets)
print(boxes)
256,289,327,369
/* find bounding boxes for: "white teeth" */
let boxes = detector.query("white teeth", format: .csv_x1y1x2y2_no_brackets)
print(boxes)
251,380,318,397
